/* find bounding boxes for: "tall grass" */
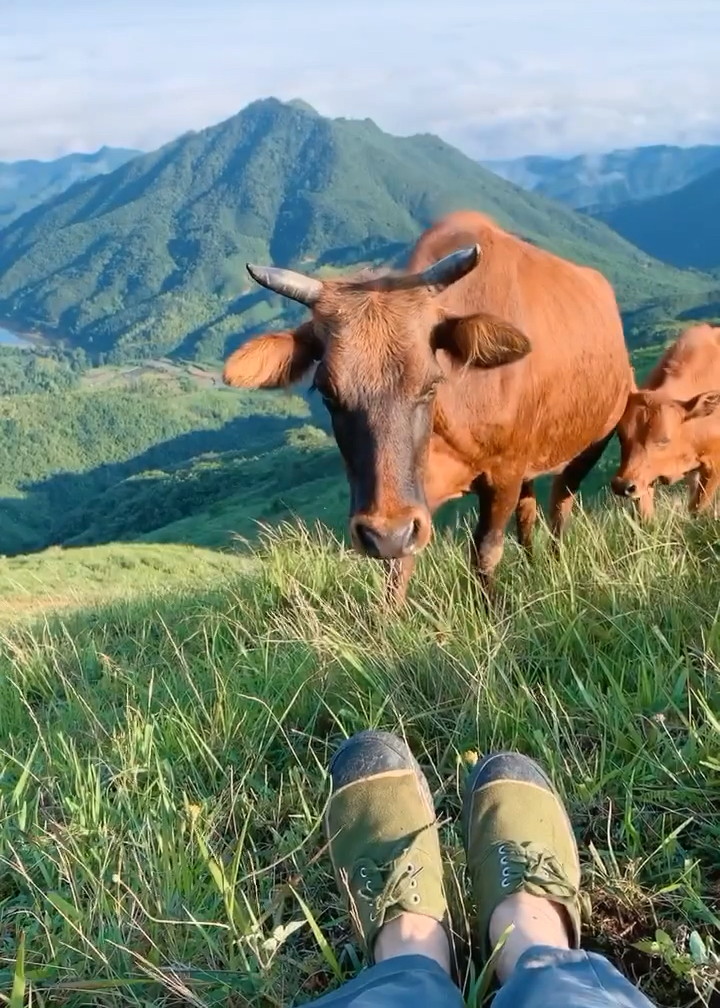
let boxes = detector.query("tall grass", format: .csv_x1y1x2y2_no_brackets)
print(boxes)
0,500,718,1006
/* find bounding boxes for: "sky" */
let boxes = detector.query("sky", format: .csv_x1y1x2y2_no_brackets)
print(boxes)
3,0,720,163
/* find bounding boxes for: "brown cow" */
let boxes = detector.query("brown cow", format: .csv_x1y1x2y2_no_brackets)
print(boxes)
612,324,720,518
224,210,632,603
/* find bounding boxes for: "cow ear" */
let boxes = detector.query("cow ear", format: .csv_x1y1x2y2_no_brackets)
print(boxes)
431,312,531,368
678,390,720,421
223,321,322,389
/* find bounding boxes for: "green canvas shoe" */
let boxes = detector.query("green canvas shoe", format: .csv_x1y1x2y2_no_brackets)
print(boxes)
325,730,448,961
463,752,583,958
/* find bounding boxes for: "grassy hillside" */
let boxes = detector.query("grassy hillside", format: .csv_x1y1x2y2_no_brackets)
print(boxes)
0,541,251,618
0,147,140,228
0,364,310,555
598,167,720,271
59,426,345,549
484,144,720,212
0,509,718,1006
0,99,713,363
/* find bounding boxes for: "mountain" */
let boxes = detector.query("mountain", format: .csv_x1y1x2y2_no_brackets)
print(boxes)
0,99,712,364
597,166,720,271
484,144,720,212
0,147,140,228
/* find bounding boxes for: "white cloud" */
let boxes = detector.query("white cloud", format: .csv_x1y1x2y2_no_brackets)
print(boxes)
2,0,720,161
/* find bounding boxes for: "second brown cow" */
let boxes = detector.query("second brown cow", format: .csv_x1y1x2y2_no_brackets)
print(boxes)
612,324,720,518
224,211,632,602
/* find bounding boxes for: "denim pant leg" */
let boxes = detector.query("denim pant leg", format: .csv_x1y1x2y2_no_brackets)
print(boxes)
493,946,658,1008
308,954,464,1007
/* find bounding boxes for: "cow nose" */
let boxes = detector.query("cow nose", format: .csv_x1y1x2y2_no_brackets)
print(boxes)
611,476,636,498
352,517,423,559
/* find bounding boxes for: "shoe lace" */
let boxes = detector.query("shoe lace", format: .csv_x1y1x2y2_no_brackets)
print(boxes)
351,831,429,925
495,840,577,899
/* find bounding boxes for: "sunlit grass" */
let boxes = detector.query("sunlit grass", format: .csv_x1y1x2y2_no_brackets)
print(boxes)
0,501,718,1005
0,543,254,621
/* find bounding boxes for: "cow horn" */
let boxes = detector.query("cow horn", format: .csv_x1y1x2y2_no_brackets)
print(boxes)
246,264,323,306
417,244,481,289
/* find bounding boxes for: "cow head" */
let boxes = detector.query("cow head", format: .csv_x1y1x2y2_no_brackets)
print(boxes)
612,389,720,499
223,248,531,559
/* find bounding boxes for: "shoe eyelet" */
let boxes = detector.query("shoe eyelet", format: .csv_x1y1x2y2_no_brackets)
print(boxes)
370,912,377,922
360,868,368,878
406,864,414,873
500,856,508,866
411,894,420,904
365,881,373,892
501,879,510,889
410,879,417,888
498,844,508,855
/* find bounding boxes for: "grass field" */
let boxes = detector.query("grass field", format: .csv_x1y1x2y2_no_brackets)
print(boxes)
0,543,253,619
1,502,719,1006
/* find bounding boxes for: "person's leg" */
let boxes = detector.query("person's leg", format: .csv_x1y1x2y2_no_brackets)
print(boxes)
309,730,464,1007
463,752,658,1007
492,945,658,1007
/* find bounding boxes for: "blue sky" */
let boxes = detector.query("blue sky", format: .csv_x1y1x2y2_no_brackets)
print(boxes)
3,0,720,162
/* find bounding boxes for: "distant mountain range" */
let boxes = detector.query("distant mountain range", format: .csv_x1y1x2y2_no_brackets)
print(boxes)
485,144,720,213
0,147,140,229
596,165,720,271
1,99,714,364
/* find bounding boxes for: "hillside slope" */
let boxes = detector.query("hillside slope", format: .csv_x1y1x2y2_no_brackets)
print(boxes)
0,365,310,555
485,143,720,212
0,99,712,363
0,510,717,1008
598,166,720,270
0,541,249,618
0,147,140,228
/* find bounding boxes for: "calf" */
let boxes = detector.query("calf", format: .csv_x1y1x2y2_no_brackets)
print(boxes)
612,324,720,518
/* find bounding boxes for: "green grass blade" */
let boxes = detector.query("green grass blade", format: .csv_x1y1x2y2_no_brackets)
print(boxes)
291,886,343,982
9,933,25,1008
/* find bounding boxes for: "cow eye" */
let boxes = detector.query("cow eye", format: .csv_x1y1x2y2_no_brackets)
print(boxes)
656,436,671,447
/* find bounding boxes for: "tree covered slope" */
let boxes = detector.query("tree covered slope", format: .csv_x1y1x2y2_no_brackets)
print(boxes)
598,165,720,271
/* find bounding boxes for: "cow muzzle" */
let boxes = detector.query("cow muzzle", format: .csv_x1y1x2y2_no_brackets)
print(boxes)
350,509,431,560
611,476,641,499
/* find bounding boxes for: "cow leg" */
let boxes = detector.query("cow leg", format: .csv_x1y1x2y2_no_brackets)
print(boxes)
515,479,537,555
688,464,720,515
549,432,613,539
383,557,416,609
471,475,524,595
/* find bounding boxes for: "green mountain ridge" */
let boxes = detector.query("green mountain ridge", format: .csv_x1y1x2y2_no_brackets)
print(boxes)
484,143,720,212
0,146,140,229
597,165,720,271
0,99,714,363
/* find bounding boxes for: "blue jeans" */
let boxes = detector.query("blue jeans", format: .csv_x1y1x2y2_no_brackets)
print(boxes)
310,946,657,1006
